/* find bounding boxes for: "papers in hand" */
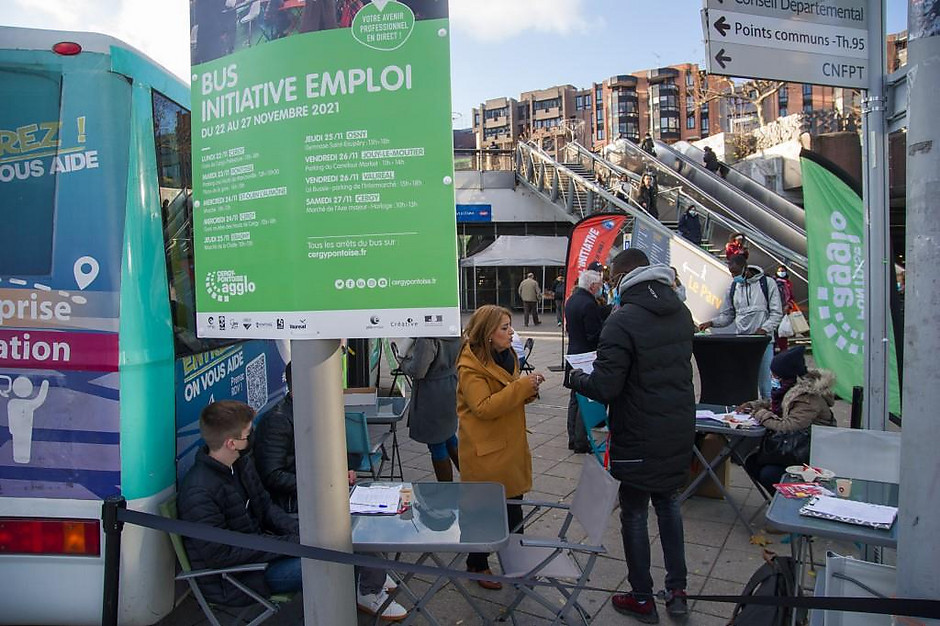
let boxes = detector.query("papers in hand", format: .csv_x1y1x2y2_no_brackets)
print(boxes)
799,495,898,530
565,351,597,375
349,484,401,514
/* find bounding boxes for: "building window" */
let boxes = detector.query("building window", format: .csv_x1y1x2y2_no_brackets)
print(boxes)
701,115,710,136
686,71,694,87
585,94,592,108
533,98,560,112
701,102,709,115
595,86,603,102
473,112,480,126
597,128,605,140
779,106,788,117
596,109,603,123
686,113,696,129
686,95,694,111
575,95,583,110
803,102,813,114
484,106,507,120
802,83,813,97
778,88,788,104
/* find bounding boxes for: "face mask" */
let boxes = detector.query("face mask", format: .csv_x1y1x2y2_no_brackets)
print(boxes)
770,378,782,391
777,271,787,279
688,210,697,217
733,275,746,284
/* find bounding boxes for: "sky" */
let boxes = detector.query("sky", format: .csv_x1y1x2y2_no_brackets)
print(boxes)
0,0,909,128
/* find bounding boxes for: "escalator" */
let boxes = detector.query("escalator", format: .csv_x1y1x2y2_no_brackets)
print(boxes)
513,141,737,323
592,138,809,304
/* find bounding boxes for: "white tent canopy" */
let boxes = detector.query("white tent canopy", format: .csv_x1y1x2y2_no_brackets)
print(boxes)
459,235,567,267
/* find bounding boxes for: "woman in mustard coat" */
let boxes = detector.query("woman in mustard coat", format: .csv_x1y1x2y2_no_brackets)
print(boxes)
457,305,544,587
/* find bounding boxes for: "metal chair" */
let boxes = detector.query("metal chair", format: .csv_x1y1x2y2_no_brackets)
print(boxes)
497,457,620,625
158,496,294,626
345,410,391,480
520,337,535,373
574,393,609,466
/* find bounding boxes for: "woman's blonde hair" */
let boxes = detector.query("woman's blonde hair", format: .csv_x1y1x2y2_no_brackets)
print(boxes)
463,305,512,366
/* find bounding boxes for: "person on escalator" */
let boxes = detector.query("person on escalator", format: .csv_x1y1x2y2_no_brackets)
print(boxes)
703,146,720,173
724,232,749,261
637,173,659,220
677,207,702,245
641,132,656,156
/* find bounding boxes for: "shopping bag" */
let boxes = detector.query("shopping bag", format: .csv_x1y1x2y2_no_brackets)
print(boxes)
777,314,794,338
788,310,809,335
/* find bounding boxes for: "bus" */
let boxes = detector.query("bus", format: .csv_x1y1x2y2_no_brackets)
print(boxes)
0,27,288,625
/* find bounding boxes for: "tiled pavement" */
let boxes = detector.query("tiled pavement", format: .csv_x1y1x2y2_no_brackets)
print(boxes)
159,319,859,625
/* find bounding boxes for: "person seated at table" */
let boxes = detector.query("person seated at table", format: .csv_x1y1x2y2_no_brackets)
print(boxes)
252,365,407,620
457,305,543,590
737,346,837,494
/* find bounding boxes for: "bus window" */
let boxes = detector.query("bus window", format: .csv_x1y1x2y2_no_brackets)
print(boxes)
0,67,59,275
153,91,228,356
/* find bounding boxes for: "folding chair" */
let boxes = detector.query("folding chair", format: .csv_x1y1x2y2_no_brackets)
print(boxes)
574,393,609,466
387,341,412,397
239,0,265,46
345,410,391,480
497,457,620,625
158,496,294,626
520,337,535,373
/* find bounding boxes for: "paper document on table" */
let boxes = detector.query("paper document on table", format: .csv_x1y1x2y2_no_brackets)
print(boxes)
349,485,401,514
565,352,597,374
799,495,898,530
721,413,758,428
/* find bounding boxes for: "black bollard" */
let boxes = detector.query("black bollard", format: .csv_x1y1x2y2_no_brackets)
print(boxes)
101,495,126,626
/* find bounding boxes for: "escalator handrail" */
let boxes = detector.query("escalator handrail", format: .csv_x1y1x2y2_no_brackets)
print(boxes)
561,140,808,280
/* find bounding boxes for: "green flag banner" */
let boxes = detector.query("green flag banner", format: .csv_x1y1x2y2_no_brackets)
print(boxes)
801,151,901,414
190,0,459,339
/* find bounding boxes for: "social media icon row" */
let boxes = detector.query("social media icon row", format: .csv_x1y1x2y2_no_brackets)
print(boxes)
334,277,388,290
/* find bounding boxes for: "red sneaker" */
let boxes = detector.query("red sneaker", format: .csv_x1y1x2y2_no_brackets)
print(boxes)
612,593,660,624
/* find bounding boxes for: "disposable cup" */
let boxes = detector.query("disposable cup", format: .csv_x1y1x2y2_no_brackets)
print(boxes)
835,478,852,498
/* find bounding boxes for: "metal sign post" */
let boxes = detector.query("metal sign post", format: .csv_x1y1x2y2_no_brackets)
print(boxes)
860,0,890,431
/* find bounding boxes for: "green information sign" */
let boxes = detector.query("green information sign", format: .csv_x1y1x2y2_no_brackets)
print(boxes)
191,0,459,339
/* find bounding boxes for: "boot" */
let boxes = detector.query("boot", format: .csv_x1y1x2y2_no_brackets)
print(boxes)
432,458,453,482
446,443,460,472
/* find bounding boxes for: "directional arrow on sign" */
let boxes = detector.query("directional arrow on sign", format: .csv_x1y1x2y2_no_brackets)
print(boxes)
713,16,730,37
715,48,731,69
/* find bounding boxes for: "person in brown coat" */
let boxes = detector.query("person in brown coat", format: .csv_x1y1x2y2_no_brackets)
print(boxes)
737,346,837,493
457,305,543,589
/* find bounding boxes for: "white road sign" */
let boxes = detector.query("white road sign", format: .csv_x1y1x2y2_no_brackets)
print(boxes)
703,1,869,88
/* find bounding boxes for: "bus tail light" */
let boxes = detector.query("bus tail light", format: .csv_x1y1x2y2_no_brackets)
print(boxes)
52,41,82,56
0,518,100,556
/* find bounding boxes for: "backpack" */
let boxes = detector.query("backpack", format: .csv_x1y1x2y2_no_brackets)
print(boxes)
730,551,796,625
728,274,773,314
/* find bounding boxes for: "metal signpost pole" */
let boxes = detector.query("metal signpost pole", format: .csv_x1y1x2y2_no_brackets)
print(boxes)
861,0,890,431
292,339,357,626
898,0,940,606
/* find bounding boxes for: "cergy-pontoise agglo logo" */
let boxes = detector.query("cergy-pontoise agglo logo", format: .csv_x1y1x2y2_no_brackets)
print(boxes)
815,209,865,355
204,270,256,302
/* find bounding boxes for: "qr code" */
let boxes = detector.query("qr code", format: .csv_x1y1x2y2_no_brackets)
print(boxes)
245,353,268,412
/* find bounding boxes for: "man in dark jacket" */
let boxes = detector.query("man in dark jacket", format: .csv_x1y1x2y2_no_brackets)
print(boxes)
564,267,604,453
553,274,566,326
568,249,695,622
178,400,301,606
252,365,407,619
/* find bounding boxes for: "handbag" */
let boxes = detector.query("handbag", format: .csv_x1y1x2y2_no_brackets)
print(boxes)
777,314,794,338
788,310,809,335
759,428,811,466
